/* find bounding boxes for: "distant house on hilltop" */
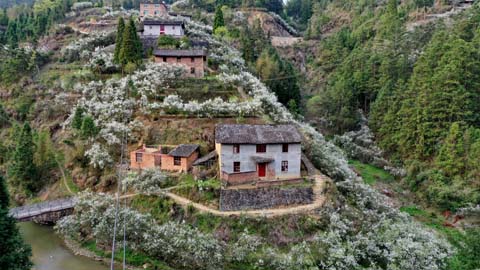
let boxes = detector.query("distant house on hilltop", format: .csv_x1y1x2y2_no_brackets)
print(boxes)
130,144,199,172
215,124,302,186
154,49,207,78
139,0,168,19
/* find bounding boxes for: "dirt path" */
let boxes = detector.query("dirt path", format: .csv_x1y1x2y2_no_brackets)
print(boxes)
120,174,327,218
56,158,74,195
406,4,472,31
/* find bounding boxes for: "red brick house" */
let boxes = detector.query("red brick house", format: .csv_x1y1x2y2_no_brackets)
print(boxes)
130,144,199,172
154,49,207,78
140,1,168,19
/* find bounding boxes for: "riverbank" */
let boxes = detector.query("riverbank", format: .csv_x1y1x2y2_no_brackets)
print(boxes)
18,222,109,270
62,237,141,270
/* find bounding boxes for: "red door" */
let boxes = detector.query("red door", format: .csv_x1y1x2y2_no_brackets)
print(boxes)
160,25,165,35
258,163,266,177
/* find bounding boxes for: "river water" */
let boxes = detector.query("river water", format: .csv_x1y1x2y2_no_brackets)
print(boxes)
18,222,109,270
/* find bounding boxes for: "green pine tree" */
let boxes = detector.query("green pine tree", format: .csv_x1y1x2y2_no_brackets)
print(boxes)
8,122,37,193
435,122,465,177
81,116,98,139
213,6,225,33
113,17,125,64
0,182,32,270
71,107,85,130
0,174,9,209
119,18,142,66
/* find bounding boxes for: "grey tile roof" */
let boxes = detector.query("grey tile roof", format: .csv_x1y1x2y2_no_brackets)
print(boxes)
168,144,199,157
143,19,184,26
193,150,217,166
215,124,302,144
153,49,207,57
140,0,167,4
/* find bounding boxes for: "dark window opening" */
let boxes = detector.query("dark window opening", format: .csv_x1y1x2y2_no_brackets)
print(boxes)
136,153,143,162
282,143,289,153
233,162,240,172
191,57,195,62
162,57,167,62
177,57,181,62
174,157,181,166
281,161,288,172
256,144,267,153
233,144,240,154
190,67,195,74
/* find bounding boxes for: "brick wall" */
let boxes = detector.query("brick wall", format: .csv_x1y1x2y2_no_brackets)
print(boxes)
219,186,314,211
154,56,205,77
130,151,161,170
140,3,168,17
161,151,198,172
221,171,258,185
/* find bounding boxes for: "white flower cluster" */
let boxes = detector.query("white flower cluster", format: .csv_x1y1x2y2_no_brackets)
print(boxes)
62,30,116,62
87,47,118,71
122,169,169,195
333,113,406,177
457,205,480,219
268,12,299,36
56,192,224,270
64,62,185,167
308,212,452,270
151,94,262,117
171,0,190,10
84,143,113,169
101,9,139,19
72,1,93,11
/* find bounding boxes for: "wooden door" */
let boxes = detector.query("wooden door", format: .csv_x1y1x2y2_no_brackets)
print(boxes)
258,163,266,177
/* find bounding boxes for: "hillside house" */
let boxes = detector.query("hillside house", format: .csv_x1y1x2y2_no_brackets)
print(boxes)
215,124,302,186
154,49,207,78
130,144,199,172
138,19,185,37
140,1,168,19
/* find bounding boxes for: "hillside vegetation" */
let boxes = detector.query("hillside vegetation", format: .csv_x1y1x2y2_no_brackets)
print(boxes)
0,0,479,270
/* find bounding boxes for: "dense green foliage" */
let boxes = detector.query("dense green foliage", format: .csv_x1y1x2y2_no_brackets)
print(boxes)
213,6,225,33
303,0,480,209
118,17,143,66
190,0,283,13
256,47,301,109
0,47,47,85
80,116,98,139
113,17,125,64
8,123,37,193
0,0,73,46
0,174,32,270
448,228,480,270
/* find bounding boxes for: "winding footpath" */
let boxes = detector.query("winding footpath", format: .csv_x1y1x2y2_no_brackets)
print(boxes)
139,174,328,218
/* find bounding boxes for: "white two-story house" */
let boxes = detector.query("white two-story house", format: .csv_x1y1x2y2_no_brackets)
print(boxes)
215,124,302,185
139,19,185,37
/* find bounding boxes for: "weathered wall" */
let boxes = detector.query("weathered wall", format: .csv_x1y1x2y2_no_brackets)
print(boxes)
219,186,313,211
154,56,205,77
219,143,302,180
140,3,168,18
143,24,184,36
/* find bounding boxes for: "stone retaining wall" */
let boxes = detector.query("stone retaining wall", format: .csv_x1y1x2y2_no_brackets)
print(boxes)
220,186,313,211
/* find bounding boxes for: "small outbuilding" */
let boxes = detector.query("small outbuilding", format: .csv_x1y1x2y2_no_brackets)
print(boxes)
154,49,207,78
130,144,199,172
